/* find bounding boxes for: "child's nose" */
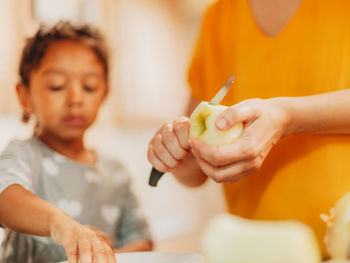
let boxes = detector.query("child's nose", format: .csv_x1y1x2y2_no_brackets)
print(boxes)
67,83,84,106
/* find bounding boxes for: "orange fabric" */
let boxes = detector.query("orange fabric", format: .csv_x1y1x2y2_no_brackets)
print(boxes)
188,0,350,257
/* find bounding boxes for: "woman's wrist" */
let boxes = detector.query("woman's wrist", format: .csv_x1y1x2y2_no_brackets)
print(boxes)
267,97,296,137
171,154,207,187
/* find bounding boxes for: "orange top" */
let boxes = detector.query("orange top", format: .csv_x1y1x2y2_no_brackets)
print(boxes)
188,0,350,257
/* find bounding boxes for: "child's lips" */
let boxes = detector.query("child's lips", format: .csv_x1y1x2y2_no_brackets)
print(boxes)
63,115,86,127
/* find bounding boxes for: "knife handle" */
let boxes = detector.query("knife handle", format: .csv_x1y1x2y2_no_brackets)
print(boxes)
149,167,165,187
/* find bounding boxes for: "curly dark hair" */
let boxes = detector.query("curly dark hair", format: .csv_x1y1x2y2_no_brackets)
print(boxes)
19,21,109,87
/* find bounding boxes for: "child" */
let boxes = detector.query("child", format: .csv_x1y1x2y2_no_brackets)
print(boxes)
0,22,153,263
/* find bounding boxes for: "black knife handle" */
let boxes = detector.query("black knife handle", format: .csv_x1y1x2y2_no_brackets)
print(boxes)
149,167,165,187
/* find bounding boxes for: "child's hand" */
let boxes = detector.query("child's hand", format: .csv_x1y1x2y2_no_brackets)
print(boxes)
147,117,191,173
50,214,116,263
86,225,114,250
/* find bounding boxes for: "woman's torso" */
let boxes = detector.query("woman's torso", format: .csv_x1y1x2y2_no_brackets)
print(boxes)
188,0,350,256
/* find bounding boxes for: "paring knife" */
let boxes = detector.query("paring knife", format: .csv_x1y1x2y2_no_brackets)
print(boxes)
149,73,236,187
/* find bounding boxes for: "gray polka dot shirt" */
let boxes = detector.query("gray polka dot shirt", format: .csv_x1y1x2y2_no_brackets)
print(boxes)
0,137,152,263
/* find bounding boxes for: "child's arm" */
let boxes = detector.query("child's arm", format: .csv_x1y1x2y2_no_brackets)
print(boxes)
0,184,116,263
115,177,153,251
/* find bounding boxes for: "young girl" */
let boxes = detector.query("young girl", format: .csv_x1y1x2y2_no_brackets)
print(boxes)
0,22,152,263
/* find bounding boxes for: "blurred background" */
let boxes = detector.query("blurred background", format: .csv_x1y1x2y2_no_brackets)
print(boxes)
0,0,226,252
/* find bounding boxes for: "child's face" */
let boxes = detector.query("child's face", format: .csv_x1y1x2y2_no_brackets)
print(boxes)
24,40,107,140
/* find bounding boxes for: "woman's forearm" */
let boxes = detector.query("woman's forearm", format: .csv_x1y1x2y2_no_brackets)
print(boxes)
270,89,350,137
0,184,67,236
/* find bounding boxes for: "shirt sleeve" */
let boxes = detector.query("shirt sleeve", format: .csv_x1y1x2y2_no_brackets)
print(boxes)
116,178,152,247
0,140,35,195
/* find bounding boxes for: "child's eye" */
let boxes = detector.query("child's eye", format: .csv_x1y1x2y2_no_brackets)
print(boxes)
84,86,97,92
49,85,64,91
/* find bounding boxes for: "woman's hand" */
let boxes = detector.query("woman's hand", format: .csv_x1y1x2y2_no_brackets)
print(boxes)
147,116,208,186
50,214,116,263
189,98,289,183
147,117,191,173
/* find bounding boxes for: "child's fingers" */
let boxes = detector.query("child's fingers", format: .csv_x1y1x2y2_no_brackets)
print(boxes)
66,242,79,263
97,233,113,249
101,235,114,250
91,236,108,263
77,238,93,263
85,226,113,249
101,241,116,263
67,254,78,263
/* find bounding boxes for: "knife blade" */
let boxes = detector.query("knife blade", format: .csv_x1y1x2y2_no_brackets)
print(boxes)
149,73,236,187
209,74,235,105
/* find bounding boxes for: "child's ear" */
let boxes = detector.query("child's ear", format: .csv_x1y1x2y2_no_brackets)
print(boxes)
16,83,34,115
102,85,109,101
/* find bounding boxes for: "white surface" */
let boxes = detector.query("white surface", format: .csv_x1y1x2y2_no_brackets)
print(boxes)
59,252,204,263
116,252,204,263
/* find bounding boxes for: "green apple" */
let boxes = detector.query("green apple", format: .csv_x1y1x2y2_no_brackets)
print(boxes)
321,192,350,260
189,102,243,146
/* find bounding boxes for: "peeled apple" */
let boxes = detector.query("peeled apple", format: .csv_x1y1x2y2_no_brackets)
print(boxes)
189,102,243,146
201,213,321,263
321,192,350,260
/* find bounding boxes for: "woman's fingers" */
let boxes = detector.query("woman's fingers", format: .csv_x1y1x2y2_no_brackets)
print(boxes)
147,144,169,172
161,122,189,160
192,149,262,183
190,123,273,182
173,117,191,149
153,133,178,167
147,117,191,172
190,136,259,167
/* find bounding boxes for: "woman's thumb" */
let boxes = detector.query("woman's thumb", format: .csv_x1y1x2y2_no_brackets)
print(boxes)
216,102,257,130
